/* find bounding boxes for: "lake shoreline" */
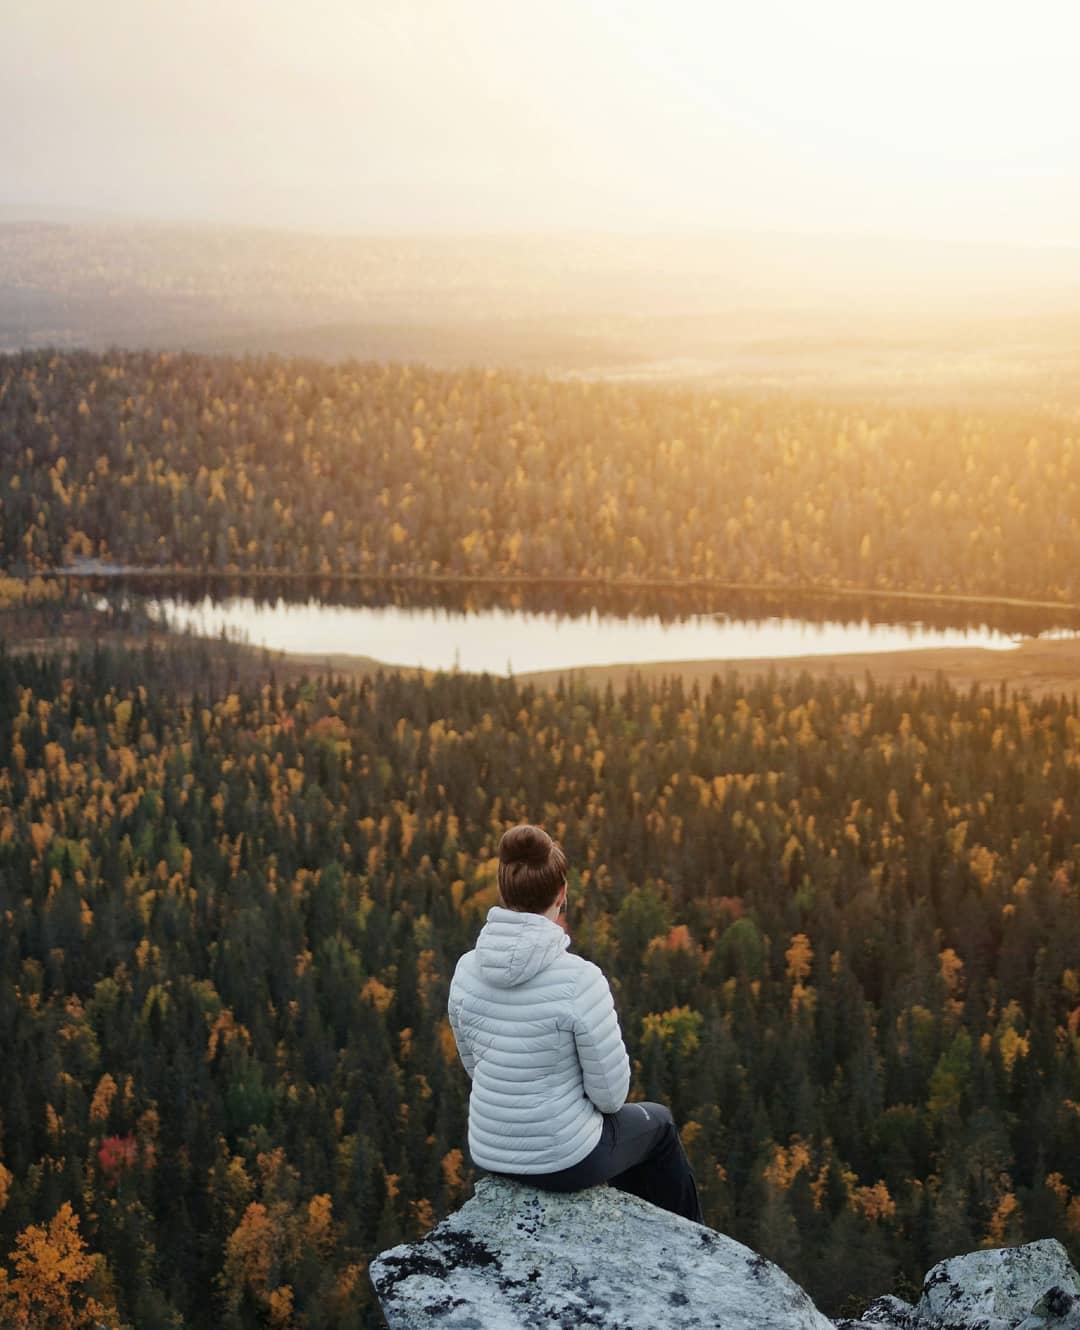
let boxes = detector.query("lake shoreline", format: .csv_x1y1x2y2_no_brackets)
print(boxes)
10,577,1080,697
9,618,1080,699
274,634,1080,699
515,635,1080,699
24,562,1080,619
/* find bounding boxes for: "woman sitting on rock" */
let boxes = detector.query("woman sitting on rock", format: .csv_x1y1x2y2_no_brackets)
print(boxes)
448,823,704,1224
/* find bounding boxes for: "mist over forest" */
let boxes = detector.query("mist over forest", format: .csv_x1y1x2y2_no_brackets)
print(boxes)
4,221,1080,406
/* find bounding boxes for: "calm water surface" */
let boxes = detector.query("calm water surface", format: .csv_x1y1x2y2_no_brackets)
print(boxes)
143,595,1034,675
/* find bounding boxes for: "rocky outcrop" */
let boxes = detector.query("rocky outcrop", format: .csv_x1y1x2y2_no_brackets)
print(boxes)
912,1241,1080,1330
369,1175,834,1329
838,1239,1080,1330
370,1181,1080,1330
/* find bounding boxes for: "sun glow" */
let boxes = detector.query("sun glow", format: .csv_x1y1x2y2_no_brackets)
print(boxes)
3,0,1078,244
585,0,1080,241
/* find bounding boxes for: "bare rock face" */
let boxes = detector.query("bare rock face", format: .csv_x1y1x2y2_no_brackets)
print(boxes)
911,1240,1080,1330
369,1175,835,1330
371,1185,1080,1330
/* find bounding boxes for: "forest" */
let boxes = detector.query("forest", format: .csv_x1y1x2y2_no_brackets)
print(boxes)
3,349,1080,602
2,631,1080,1326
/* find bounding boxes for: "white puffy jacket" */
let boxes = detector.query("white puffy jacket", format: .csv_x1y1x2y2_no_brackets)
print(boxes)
448,906,631,1174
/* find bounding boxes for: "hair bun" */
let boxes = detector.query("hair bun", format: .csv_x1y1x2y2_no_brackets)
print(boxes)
499,824,552,867
496,823,568,912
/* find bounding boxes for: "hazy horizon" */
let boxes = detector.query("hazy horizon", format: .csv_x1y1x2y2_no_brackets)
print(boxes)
6,1,1080,397
6,205,1080,257
5,0,1080,247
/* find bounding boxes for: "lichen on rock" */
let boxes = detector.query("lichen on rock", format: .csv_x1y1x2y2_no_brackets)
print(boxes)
370,1174,835,1329
910,1240,1080,1330
371,1186,1080,1330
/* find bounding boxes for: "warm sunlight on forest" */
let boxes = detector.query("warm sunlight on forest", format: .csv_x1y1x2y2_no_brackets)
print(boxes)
5,351,1080,601
6,0,1080,1324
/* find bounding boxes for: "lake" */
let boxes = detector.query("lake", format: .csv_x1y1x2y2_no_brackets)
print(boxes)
139,593,1050,676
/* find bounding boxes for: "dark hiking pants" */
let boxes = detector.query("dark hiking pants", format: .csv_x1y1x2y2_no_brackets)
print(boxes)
492,1101,704,1225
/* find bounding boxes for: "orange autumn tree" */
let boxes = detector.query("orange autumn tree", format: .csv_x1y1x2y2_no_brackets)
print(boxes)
0,1202,119,1330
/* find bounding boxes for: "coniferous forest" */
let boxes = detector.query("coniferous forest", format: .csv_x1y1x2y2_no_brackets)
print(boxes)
3,349,1080,601
4,350,1080,1326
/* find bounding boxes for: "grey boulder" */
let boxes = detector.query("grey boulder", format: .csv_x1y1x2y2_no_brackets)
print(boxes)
370,1174,835,1330
912,1240,1080,1330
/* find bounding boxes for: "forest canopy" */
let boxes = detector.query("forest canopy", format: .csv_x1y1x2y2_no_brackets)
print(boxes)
2,349,1080,603
5,345,1080,1325
2,636,1080,1324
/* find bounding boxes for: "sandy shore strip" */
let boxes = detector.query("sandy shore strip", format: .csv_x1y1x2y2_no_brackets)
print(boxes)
513,635,1080,700
10,627,1080,700
272,636,1080,700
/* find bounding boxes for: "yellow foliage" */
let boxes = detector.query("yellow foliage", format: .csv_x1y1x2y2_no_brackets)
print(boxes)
999,1025,1029,1074
436,1017,459,1067
785,933,813,984
89,1073,118,1125
0,1202,117,1330
850,1181,896,1223
268,1284,294,1328
442,1148,466,1197
968,844,997,890
360,977,394,1013
207,1009,250,1060
306,1194,333,1253
640,1005,702,1055
986,1192,1021,1245
112,698,132,740
939,948,964,995
763,1137,812,1191
224,1202,275,1298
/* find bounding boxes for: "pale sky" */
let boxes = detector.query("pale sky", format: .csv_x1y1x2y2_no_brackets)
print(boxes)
4,0,1079,244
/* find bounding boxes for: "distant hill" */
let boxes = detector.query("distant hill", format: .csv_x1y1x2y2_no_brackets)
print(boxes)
3,219,1080,402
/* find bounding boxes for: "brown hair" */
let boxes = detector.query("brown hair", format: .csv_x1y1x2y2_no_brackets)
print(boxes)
497,824,567,913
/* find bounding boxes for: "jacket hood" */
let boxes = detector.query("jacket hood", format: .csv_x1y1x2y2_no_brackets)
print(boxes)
475,906,571,988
